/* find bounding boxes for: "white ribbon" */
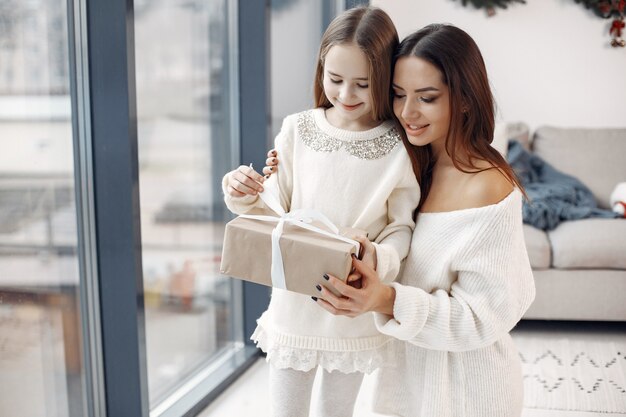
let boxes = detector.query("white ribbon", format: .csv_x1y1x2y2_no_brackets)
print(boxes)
239,177,360,290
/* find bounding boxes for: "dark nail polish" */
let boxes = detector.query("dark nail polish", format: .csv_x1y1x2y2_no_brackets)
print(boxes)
311,296,318,301
323,274,329,281
351,253,357,258
316,284,322,291
272,158,276,162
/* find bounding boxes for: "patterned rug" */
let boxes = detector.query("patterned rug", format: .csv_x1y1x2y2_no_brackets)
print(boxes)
515,336,626,413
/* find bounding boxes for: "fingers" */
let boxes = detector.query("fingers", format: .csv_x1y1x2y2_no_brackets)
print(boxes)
316,284,354,312
228,166,264,196
348,279,363,290
262,165,276,176
354,235,374,252
229,175,262,195
313,297,354,317
240,165,265,183
229,179,260,196
353,236,371,260
227,185,246,198
346,272,362,282
321,274,359,299
264,150,279,177
351,257,377,278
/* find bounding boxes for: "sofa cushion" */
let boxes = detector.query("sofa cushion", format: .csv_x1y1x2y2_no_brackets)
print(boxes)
532,127,626,209
548,218,626,269
523,224,551,269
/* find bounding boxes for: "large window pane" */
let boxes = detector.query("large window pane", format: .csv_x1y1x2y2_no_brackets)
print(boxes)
134,0,241,407
0,0,87,416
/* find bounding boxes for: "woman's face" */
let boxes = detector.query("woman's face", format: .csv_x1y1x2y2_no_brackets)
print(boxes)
392,56,451,148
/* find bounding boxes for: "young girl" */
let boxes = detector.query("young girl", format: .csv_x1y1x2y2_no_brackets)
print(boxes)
305,24,536,417
222,7,420,417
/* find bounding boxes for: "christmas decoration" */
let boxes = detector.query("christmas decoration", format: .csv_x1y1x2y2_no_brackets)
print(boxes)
454,0,526,17
574,0,626,47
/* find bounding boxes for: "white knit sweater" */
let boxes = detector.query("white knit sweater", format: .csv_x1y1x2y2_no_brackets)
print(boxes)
223,108,420,373
373,190,535,417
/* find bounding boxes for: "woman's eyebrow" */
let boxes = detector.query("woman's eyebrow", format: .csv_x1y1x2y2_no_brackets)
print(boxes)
327,70,368,81
392,84,439,93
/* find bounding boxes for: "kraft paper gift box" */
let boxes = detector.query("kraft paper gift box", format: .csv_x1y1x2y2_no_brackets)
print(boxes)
220,216,365,297
219,180,365,297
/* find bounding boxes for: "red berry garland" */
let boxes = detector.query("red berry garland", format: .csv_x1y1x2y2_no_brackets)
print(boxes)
575,0,626,47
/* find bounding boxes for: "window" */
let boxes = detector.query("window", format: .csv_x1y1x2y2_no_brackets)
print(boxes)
133,0,245,408
0,0,346,414
0,0,88,415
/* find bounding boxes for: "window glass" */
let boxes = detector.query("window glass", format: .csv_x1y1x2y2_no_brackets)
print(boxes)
133,0,240,406
0,0,87,415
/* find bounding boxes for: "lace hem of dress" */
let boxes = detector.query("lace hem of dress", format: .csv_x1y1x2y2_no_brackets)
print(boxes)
251,325,398,374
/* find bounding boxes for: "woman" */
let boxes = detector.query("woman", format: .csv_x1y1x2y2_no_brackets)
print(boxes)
267,24,536,417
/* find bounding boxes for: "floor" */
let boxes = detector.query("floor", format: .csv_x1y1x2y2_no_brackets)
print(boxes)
198,320,626,417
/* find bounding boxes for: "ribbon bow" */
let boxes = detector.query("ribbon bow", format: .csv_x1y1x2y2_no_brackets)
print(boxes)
240,176,360,290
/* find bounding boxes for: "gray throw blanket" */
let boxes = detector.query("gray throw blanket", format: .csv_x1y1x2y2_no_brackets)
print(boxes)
507,140,619,231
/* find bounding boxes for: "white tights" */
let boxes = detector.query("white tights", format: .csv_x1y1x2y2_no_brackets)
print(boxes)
269,365,364,417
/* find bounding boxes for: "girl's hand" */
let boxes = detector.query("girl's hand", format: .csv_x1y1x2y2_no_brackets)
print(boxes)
358,236,377,271
226,165,265,197
313,256,395,317
263,149,279,178
346,236,377,288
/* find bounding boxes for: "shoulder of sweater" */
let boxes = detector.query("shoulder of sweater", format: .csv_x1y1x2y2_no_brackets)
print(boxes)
461,168,515,212
279,111,305,129
278,109,319,128
274,111,313,144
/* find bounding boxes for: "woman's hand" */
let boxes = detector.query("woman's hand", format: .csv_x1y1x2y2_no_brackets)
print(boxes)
225,165,265,197
263,149,279,178
313,256,395,317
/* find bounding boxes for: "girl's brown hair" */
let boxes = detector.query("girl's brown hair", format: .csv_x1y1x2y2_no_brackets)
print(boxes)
395,24,525,212
314,7,398,121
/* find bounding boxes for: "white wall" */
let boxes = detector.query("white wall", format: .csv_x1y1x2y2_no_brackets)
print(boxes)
372,0,626,131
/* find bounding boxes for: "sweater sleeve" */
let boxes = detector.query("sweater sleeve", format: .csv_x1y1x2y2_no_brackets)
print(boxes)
371,162,420,283
222,115,295,215
374,195,536,352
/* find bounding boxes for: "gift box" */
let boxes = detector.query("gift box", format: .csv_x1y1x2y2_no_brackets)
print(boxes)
220,214,365,298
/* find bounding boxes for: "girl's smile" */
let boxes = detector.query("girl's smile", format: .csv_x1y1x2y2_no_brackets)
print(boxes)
322,43,377,131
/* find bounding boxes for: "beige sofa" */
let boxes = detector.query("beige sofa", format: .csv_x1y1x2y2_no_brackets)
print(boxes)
502,126,626,321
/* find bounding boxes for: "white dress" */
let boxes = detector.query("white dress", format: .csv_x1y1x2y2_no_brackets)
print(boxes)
223,108,420,373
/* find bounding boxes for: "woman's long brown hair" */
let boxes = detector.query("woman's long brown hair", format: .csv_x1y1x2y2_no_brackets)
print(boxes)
395,24,525,213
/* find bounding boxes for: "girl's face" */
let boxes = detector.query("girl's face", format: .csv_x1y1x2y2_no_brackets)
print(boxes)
322,43,373,129
392,56,451,148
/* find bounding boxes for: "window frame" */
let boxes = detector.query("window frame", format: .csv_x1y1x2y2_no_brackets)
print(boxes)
69,0,268,415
